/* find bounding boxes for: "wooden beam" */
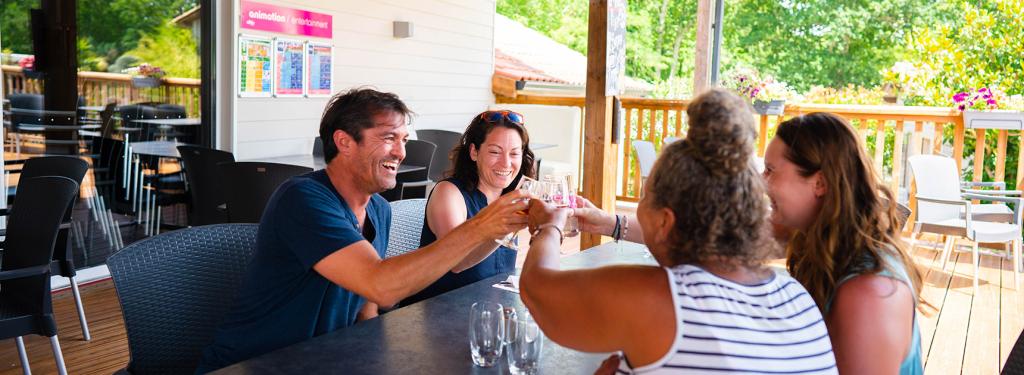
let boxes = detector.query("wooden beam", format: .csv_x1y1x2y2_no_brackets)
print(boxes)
491,74,518,99
581,0,621,249
693,0,714,94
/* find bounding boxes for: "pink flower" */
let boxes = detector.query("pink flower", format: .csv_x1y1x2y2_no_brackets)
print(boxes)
953,92,969,103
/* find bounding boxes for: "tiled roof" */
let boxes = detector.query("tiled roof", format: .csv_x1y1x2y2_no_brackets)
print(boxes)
493,14,653,93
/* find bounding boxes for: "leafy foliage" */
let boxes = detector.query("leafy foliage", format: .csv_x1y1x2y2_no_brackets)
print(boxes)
126,22,199,78
0,0,197,72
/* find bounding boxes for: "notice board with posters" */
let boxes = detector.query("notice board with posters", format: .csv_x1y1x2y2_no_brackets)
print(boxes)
306,42,333,97
238,35,273,97
274,38,305,97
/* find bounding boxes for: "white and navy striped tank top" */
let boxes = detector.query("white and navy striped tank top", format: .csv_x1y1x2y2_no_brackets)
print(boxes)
618,264,837,374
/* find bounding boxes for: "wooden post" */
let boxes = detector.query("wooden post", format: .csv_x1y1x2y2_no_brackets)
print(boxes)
581,0,622,250
693,0,714,94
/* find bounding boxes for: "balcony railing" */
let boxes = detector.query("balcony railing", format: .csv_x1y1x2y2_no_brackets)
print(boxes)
497,95,1008,227
1,65,201,117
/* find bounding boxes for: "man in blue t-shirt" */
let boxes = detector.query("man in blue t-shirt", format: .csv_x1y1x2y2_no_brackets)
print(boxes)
196,88,529,373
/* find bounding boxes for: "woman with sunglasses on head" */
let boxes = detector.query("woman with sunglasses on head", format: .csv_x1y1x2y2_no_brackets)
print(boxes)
400,110,536,306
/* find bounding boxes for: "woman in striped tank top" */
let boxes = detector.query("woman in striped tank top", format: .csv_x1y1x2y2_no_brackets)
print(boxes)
520,88,838,374
764,113,924,375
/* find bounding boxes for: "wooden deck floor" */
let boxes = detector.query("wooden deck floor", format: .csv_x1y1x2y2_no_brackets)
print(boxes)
1,240,1021,374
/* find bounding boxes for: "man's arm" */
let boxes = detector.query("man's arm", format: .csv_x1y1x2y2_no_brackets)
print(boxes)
314,191,529,307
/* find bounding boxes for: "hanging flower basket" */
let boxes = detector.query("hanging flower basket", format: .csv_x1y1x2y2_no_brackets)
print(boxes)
963,110,1024,130
753,99,786,116
132,76,162,88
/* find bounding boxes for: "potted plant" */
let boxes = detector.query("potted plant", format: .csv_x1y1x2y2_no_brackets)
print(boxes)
880,61,929,104
18,56,43,79
954,87,1024,130
723,67,794,115
130,64,165,88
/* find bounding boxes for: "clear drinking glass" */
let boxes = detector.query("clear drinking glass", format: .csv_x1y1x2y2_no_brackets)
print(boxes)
544,175,580,238
506,311,544,375
469,302,505,367
502,307,518,348
497,176,542,250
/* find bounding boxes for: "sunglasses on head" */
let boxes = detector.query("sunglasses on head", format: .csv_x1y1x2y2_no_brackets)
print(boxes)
480,110,524,125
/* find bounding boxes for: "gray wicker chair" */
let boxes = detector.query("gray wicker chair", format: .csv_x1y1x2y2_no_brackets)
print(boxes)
107,224,259,374
386,199,427,258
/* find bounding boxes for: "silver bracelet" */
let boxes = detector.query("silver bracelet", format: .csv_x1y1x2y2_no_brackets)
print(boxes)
530,224,564,245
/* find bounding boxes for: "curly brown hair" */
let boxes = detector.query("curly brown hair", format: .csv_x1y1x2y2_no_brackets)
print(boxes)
647,88,778,269
777,113,922,309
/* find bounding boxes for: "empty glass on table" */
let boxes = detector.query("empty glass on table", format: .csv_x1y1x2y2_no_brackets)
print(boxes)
469,301,505,367
506,311,544,375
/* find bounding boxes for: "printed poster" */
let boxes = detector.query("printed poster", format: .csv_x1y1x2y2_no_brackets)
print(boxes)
274,38,305,97
238,35,273,97
306,43,333,97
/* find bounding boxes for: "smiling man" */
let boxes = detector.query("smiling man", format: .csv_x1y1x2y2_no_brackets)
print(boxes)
196,88,528,373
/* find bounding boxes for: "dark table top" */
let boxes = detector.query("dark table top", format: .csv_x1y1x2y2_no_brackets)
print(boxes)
214,241,653,374
245,154,426,174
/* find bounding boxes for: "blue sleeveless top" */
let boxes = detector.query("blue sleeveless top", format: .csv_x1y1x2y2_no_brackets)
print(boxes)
400,177,517,306
826,252,923,375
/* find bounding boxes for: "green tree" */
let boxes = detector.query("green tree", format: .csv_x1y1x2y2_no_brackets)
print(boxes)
126,22,199,78
0,0,196,70
720,0,949,92
910,0,1024,103
0,0,34,54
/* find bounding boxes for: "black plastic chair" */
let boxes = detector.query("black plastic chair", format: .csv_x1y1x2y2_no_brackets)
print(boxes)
178,146,236,226
3,156,93,340
1006,329,1024,374
107,224,259,375
0,176,80,375
218,162,312,223
312,136,324,158
7,93,44,154
416,129,461,182
380,139,436,201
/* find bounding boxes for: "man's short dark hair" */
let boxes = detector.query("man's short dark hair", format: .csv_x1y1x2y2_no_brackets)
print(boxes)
318,88,413,163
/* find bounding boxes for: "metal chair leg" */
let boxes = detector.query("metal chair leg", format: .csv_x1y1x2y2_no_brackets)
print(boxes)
49,336,67,375
941,236,955,270
1014,239,1021,289
15,336,30,375
972,241,980,294
69,276,92,341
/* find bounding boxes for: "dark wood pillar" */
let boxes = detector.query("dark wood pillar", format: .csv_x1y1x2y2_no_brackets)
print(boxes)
581,0,624,249
38,0,79,154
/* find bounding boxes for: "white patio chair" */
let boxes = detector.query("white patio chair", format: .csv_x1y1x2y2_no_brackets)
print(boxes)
664,136,680,145
632,140,657,182
909,155,1021,292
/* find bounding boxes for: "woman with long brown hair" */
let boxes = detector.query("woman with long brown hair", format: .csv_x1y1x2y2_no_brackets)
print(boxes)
764,113,922,374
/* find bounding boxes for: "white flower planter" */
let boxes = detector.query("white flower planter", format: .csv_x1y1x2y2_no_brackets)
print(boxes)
132,76,162,88
753,99,786,116
963,110,1024,130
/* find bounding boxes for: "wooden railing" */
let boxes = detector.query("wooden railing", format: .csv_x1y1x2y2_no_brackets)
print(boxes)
497,94,1016,221
1,65,201,117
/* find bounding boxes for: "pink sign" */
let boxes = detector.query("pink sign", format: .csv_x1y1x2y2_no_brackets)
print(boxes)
240,1,332,38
